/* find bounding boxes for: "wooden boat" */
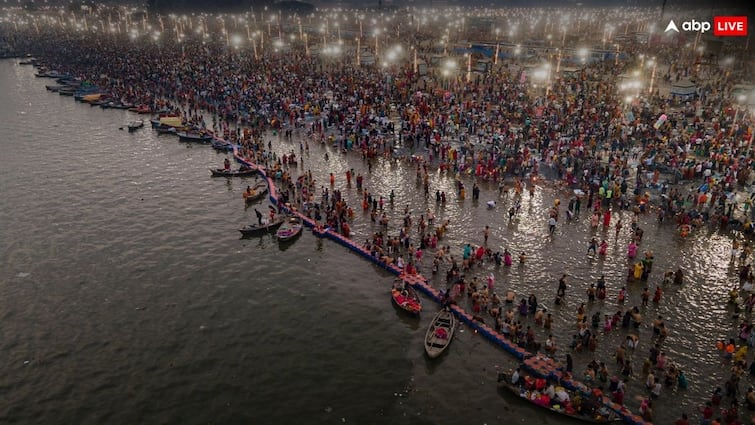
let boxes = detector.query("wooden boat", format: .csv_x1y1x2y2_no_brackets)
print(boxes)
127,120,144,132
497,369,622,424
176,131,213,143
238,216,285,237
128,105,153,114
100,101,131,110
85,96,108,106
154,124,179,134
73,89,101,101
45,84,66,92
276,216,303,242
150,116,183,128
35,70,67,78
210,167,256,177
211,138,234,152
424,308,457,358
391,280,422,315
243,183,268,204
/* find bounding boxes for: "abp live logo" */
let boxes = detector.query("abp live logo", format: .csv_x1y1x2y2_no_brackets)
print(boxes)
665,16,748,36
713,16,748,37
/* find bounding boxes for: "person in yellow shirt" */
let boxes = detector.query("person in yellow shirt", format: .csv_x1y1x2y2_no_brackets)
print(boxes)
634,262,644,280
734,345,748,363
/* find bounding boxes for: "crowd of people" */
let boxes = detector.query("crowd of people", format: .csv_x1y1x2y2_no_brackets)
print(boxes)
3,6,754,423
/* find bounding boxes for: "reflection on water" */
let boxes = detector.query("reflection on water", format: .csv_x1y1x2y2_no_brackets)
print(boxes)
0,60,747,424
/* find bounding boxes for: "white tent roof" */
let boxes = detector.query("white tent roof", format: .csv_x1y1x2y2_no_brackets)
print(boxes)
670,80,697,96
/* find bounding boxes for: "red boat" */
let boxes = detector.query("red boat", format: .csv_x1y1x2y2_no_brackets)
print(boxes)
391,280,422,315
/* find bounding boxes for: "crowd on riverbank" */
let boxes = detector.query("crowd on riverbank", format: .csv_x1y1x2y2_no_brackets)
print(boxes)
4,9,755,423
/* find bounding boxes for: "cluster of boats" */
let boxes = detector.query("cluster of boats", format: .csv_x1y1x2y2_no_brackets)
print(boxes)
39,73,140,110
148,115,234,151
36,66,235,151
391,277,620,422
238,215,303,242
391,279,458,359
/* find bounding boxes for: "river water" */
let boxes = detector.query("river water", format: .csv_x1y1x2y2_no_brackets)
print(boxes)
0,58,747,424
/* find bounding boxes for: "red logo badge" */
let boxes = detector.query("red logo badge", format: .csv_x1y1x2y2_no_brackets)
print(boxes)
713,16,748,36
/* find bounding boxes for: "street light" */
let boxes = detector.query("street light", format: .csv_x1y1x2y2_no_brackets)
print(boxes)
578,47,588,64
494,28,500,65
231,34,242,49
647,57,656,95
735,94,747,122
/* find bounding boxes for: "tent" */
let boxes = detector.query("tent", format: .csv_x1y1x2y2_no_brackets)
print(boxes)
670,80,697,97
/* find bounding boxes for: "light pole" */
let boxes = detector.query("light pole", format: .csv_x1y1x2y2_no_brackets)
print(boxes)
561,26,566,47
466,52,472,83
648,58,656,96
252,32,258,59
735,95,747,122
494,28,500,65
356,36,361,66
412,45,418,74
442,59,457,90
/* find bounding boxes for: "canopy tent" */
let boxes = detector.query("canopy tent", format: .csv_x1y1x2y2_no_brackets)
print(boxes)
669,80,697,96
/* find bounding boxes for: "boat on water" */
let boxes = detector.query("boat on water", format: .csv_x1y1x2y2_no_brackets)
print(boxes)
45,84,67,92
211,138,234,152
127,120,144,132
72,84,100,101
424,308,457,358
150,116,183,128
101,101,133,110
128,105,153,114
80,93,105,104
243,183,268,204
58,87,76,96
210,167,256,177
35,70,68,79
276,216,303,242
238,215,285,237
154,124,180,134
496,369,622,424
391,279,422,315
176,131,213,143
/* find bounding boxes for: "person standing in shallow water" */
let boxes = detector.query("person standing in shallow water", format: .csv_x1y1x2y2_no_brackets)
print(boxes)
557,275,567,298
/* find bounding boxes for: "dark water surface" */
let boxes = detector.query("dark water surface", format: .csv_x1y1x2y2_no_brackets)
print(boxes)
0,59,747,424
